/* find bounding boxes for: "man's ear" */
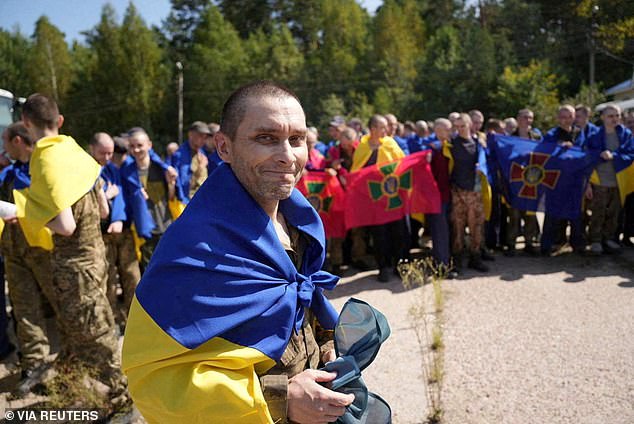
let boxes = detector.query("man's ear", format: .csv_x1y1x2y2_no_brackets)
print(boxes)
57,115,64,129
214,132,231,163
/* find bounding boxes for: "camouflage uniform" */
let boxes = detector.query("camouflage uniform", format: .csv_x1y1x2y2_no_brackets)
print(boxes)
0,173,54,370
259,225,334,423
103,229,141,323
1,219,54,370
50,185,125,396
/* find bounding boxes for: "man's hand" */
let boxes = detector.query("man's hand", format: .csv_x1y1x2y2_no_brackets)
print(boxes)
287,369,354,424
197,151,208,171
166,165,178,179
559,141,574,148
107,220,123,234
600,150,613,161
585,184,593,200
321,348,336,365
2,216,18,225
104,182,120,200
325,168,337,177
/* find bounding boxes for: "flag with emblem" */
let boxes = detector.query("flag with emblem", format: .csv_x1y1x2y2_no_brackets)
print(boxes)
297,171,346,238
344,151,441,228
492,134,598,219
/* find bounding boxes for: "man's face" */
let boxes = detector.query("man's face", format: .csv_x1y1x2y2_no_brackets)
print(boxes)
558,109,575,130
327,125,338,140
370,117,388,139
129,134,152,163
220,96,307,206
574,110,589,128
471,115,483,132
189,131,207,150
386,116,398,136
517,113,533,130
455,118,471,138
434,123,451,141
602,108,621,129
90,141,114,166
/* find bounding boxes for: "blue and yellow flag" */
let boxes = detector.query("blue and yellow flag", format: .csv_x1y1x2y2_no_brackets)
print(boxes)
13,135,101,250
587,125,634,204
491,134,597,219
123,163,339,423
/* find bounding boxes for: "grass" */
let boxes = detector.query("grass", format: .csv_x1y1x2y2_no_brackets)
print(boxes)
398,257,446,424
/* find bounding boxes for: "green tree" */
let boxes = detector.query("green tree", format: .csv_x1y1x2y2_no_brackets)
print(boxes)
219,0,274,38
27,16,73,102
372,0,426,115
162,0,212,60
243,26,305,83
186,5,247,123
492,60,561,129
0,29,33,97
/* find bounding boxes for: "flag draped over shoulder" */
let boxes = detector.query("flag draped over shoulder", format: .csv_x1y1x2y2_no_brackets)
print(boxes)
345,151,440,229
297,171,346,238
123,164,340,423
491,134,597,219
13,135,101,250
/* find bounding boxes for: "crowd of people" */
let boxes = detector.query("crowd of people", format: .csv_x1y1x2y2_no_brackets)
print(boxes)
0,87,633,419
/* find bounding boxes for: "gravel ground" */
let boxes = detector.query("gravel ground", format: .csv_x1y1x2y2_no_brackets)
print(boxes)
441,249,634,424
2,248,632,424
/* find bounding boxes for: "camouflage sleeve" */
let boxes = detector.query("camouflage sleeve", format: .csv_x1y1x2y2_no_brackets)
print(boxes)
260,374,288,423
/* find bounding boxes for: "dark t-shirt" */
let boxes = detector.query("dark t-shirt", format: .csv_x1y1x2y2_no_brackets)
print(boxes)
451,136,478,191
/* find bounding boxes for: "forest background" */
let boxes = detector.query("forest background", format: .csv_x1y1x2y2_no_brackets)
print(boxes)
1,0,633,151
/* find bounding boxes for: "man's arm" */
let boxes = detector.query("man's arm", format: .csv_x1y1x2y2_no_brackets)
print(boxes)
46,207,76,236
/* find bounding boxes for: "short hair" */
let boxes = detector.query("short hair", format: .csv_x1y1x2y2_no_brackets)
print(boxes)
340,127,357,141
485,118,504,132
575,104,591,116
89,132,113,147
558,104,575,115
128,127,149,140
113,136,128,154
601,104,621,116
22,93,59,130
208,122,220,135
517,108,534,118
404,121,415,131
433,118,452,130
415,120,428,130
6,121,34,147
220,81,300,141
457,113,472,125
368,114,386,129
468,109,484,120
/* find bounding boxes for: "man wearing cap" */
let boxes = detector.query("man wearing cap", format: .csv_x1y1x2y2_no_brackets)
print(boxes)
170,121,211,202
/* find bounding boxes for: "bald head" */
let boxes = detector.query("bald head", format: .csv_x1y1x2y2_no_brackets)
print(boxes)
89,132,114,166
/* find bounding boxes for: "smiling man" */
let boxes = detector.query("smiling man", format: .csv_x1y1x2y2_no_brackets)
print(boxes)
122,81,353,423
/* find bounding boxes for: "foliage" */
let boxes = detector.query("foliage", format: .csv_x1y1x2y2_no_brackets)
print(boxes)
3,0,633,142
492,60,562,129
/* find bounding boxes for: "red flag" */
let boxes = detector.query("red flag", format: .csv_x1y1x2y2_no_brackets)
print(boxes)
297,171,347,238
345,151,440,229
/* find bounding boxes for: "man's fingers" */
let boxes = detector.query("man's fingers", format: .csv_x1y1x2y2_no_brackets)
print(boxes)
311,370,337,383
329,392,355,406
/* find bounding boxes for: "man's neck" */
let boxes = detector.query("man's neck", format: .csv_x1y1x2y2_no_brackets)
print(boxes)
136,155,151,170
518,126,531,137
368,135,381,148
559,126,572,133
33,128,59,142
605,125,617,134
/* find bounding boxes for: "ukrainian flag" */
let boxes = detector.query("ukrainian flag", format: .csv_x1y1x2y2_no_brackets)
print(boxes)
13,135,101,250
122,164,339,423
588,125,634,204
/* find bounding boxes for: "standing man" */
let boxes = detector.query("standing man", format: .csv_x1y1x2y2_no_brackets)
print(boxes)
351,114,407,282
586,104,634,254
574,104,599,149
120,128,180,271
89,132,141,325
540,104,585,255
170,121,210,202
123,81,352,423
0,122,53,395
385,113,410,155
506,108,542,255
16,94,128,410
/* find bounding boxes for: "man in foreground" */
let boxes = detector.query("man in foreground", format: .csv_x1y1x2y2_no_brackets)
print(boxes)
122,81,353,423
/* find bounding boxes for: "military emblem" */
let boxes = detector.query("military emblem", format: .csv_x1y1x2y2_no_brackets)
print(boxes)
368,162,412,210
305,182,333,214
510,152,560,199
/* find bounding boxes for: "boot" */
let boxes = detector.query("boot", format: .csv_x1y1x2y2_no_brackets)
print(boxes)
468,252,489,272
